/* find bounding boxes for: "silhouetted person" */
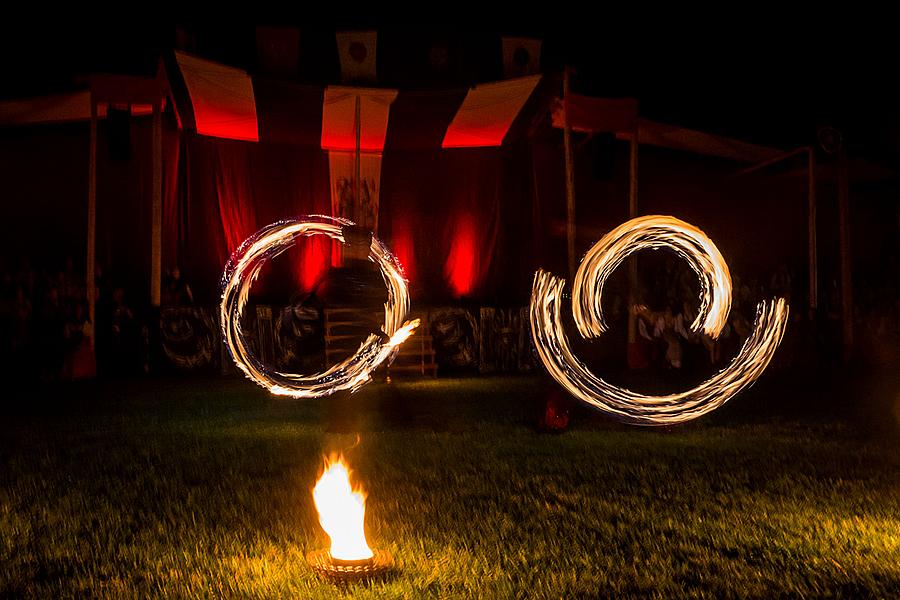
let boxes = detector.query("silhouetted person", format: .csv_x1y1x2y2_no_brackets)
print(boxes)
110,288,138,375
163,266,194,305
322,227,385,312
654,303,689,370
280,290,325,373
63,301,95,380
37,287,65,381
325,226,389,433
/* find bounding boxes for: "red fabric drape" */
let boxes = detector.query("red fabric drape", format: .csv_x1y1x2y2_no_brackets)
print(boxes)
0,120,822,309
389,216,417,286
445,212,478,296
213,141,258,254
440,150,501,298
176,137,544,304
181,136,331,300
379,148,503,301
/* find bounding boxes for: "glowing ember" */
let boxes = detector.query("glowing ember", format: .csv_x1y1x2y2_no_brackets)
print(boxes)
530,215,789,426
313,455,374,561
220,215,417,398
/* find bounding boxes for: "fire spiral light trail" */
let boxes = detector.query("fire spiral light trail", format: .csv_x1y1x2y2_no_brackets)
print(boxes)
530,215,789,426
220,216,418,398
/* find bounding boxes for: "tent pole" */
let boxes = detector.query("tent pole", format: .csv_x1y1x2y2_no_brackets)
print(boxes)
807,147,818,318
87,99,98,347
837,148,853,362
354,94,361,222
151,100,163,307
563,68,576,282
736,147,808,176
627,128,639,345
735,146,819,319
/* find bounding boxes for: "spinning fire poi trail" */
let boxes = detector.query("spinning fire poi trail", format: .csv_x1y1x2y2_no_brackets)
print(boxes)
530,215,789,426
220,215,418,399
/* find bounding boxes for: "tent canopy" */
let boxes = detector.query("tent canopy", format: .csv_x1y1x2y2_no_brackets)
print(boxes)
1,50,797,163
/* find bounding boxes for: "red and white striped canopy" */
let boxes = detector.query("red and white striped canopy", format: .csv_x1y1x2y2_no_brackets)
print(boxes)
173,52,542,150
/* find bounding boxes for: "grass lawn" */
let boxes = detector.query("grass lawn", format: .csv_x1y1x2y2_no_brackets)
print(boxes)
1,375,899,598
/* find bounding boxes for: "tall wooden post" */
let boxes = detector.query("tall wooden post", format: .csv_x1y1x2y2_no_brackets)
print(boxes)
563,68,576,282
807,147,818,317
737,146,819,319
87,99,98,342
151,100,163,307
354,94,361,222
837,148,853,362
627,128,639,344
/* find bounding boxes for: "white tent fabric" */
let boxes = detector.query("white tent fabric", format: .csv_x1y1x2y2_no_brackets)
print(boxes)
321,87,397,231
175,50,259,142
320,86,398,152
442,75,541,148
0,91,156,126
0,91,93,125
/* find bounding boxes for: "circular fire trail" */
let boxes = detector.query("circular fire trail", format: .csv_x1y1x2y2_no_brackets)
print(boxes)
530,215,789,426
220,216,418,398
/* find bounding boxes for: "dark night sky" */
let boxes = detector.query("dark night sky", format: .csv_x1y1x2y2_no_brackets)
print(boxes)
2,17,898,166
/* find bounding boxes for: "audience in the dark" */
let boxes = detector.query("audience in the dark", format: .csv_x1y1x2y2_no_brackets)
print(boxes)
162,266,193,305
0,252,897,381
0,258,141,379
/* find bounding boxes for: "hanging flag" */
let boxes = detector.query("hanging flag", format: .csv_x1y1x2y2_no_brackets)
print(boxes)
502,37,542,78
322,86,397,233
328,152,383,232
336,31,378,84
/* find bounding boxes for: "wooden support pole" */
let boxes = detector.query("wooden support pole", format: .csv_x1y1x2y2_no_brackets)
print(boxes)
736,146,809,176
735,145,819,318
354,94,361,222
807,147,818,317
151,100,163,307
627,129,639,344
563,68,576,282
87,99,98,343
837,148,853,362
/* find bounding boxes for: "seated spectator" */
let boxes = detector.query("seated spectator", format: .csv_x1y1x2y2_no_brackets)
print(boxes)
63,301,95,379
110,287,139,375
654,303,689,370
38,287,66,381
163,266,193,305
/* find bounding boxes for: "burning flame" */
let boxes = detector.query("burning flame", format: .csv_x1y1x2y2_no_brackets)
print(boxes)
312,455,374,561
